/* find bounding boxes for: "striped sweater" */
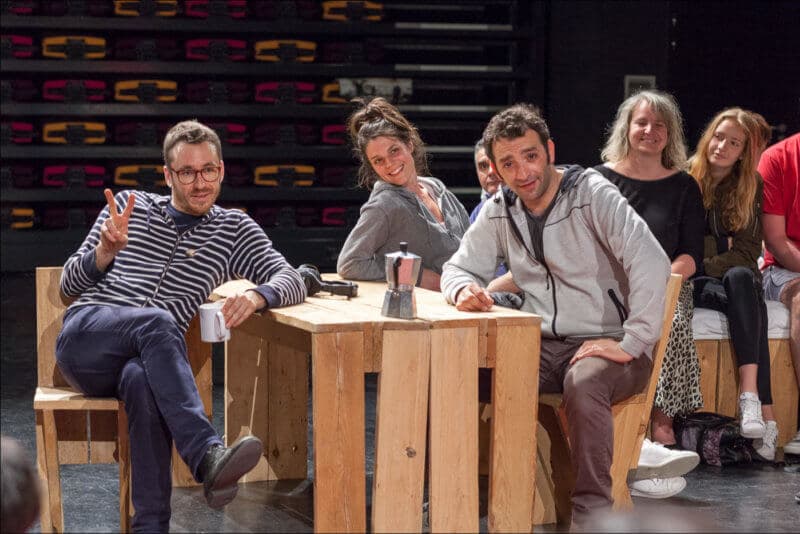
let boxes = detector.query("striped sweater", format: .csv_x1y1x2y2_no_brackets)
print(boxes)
61,190,306,332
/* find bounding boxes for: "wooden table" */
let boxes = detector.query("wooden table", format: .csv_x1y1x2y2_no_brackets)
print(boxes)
215,279,541,533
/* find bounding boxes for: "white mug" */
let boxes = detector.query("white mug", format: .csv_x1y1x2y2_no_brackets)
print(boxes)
199,301,230,343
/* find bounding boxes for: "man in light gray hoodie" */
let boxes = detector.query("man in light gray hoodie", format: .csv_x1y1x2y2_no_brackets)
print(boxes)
441,104,671,525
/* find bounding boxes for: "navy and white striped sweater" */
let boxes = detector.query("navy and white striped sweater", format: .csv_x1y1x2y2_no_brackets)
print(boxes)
61,190,306,332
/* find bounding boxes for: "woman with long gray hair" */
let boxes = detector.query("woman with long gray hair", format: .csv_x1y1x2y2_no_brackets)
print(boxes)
597,90,704,499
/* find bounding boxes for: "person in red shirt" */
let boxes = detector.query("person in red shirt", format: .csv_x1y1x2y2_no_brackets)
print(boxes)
758,132,800,455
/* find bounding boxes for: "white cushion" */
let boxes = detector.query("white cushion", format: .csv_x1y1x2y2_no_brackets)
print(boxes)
692,300,790,340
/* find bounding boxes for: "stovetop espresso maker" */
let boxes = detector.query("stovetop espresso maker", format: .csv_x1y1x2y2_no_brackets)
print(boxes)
381,242,421,319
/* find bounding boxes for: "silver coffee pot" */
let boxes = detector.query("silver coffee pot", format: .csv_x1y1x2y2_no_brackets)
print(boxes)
381,242,421,319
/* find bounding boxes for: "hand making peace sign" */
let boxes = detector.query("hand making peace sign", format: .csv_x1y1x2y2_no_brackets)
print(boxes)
95,188,136,271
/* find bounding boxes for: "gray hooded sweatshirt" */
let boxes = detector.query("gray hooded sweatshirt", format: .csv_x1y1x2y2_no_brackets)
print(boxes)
441,166,670,360
337,176,470,280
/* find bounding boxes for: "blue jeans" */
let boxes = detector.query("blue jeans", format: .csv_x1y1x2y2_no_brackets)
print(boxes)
56,305,221,532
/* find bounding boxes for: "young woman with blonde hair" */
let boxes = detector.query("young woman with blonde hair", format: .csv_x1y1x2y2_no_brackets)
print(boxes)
689,107,777,459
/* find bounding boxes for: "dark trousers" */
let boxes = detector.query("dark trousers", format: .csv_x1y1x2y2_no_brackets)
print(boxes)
55,305,221,532
693,266,772,404
539,337,652,523
480,337,652,522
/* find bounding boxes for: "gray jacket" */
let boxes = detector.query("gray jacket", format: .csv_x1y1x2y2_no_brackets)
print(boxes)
337,176,470,280
441,166,670,360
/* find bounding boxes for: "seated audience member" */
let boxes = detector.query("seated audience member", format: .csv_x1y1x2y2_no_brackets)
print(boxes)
471,138,508,279
1,435,40,534
337,97,470,290
441,103,680,525
749,111,773,161
688,108,778,459
56,120,307,531
596,90,704,498
469,138,503,222
758,132,800,455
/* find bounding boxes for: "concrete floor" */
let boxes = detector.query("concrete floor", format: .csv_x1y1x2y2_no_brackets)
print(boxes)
2,271,798,532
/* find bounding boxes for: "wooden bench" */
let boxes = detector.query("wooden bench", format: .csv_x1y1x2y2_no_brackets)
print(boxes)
34,267,211,532
693,300,797,447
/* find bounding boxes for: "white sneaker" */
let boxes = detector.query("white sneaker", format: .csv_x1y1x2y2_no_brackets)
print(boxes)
754,420,778,461
629,476,687,499
783,430,800,455
738,392,766,439
633,438,700,480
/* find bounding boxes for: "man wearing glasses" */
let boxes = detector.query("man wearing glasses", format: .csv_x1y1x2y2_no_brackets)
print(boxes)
56,120,307,531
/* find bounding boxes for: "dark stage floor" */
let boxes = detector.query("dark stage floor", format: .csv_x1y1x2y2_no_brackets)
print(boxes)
2,272,798,532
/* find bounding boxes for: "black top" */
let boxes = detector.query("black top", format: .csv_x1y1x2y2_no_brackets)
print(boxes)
594,165,705,271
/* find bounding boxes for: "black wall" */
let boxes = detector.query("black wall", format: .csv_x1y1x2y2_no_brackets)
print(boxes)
539,0,799,167
669,0,800,148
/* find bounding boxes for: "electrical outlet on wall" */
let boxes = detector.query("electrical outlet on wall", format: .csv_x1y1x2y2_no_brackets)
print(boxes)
624,75,656,98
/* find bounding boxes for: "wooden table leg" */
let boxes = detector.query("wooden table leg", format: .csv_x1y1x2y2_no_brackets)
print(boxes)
173,316,212,487
225,322,309,481
372,328,430,533
428,325,479,533
312,330,366,533
489,321,539,532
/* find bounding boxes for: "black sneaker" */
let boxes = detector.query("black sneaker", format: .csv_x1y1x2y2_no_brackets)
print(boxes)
200,435,263,508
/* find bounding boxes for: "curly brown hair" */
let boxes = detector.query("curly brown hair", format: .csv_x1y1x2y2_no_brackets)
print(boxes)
346,97,429,189
481,103,551,164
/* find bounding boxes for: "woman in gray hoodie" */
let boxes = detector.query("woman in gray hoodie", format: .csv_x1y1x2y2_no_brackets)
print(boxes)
337,97,470,291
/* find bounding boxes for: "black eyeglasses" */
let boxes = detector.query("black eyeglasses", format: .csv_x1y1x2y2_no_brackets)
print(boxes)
169,165,221,185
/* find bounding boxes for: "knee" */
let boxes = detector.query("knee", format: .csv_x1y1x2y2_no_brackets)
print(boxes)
787,285,800,315
562,364,606,419
143,309,180,332
139,309,184,344
723,266,756,292
118,359,149,400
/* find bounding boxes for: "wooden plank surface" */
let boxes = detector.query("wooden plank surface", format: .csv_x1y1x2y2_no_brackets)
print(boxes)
372,329,430,533
532,421,556,526
716,341,738,418
609,401,642,510
35,410,56,533
118,405,132,532
263,338,309,480
172,315,212,487
695,340,719,412
36,268,90,465
769,339,798,447
535,404,575,526
36,267,73,389
43,409,64,532
312,330,367,533
213,278,420,333
34,387,119,410
488,323,539,532
428,326,479,533
89,411,118,464
225,326,272,480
